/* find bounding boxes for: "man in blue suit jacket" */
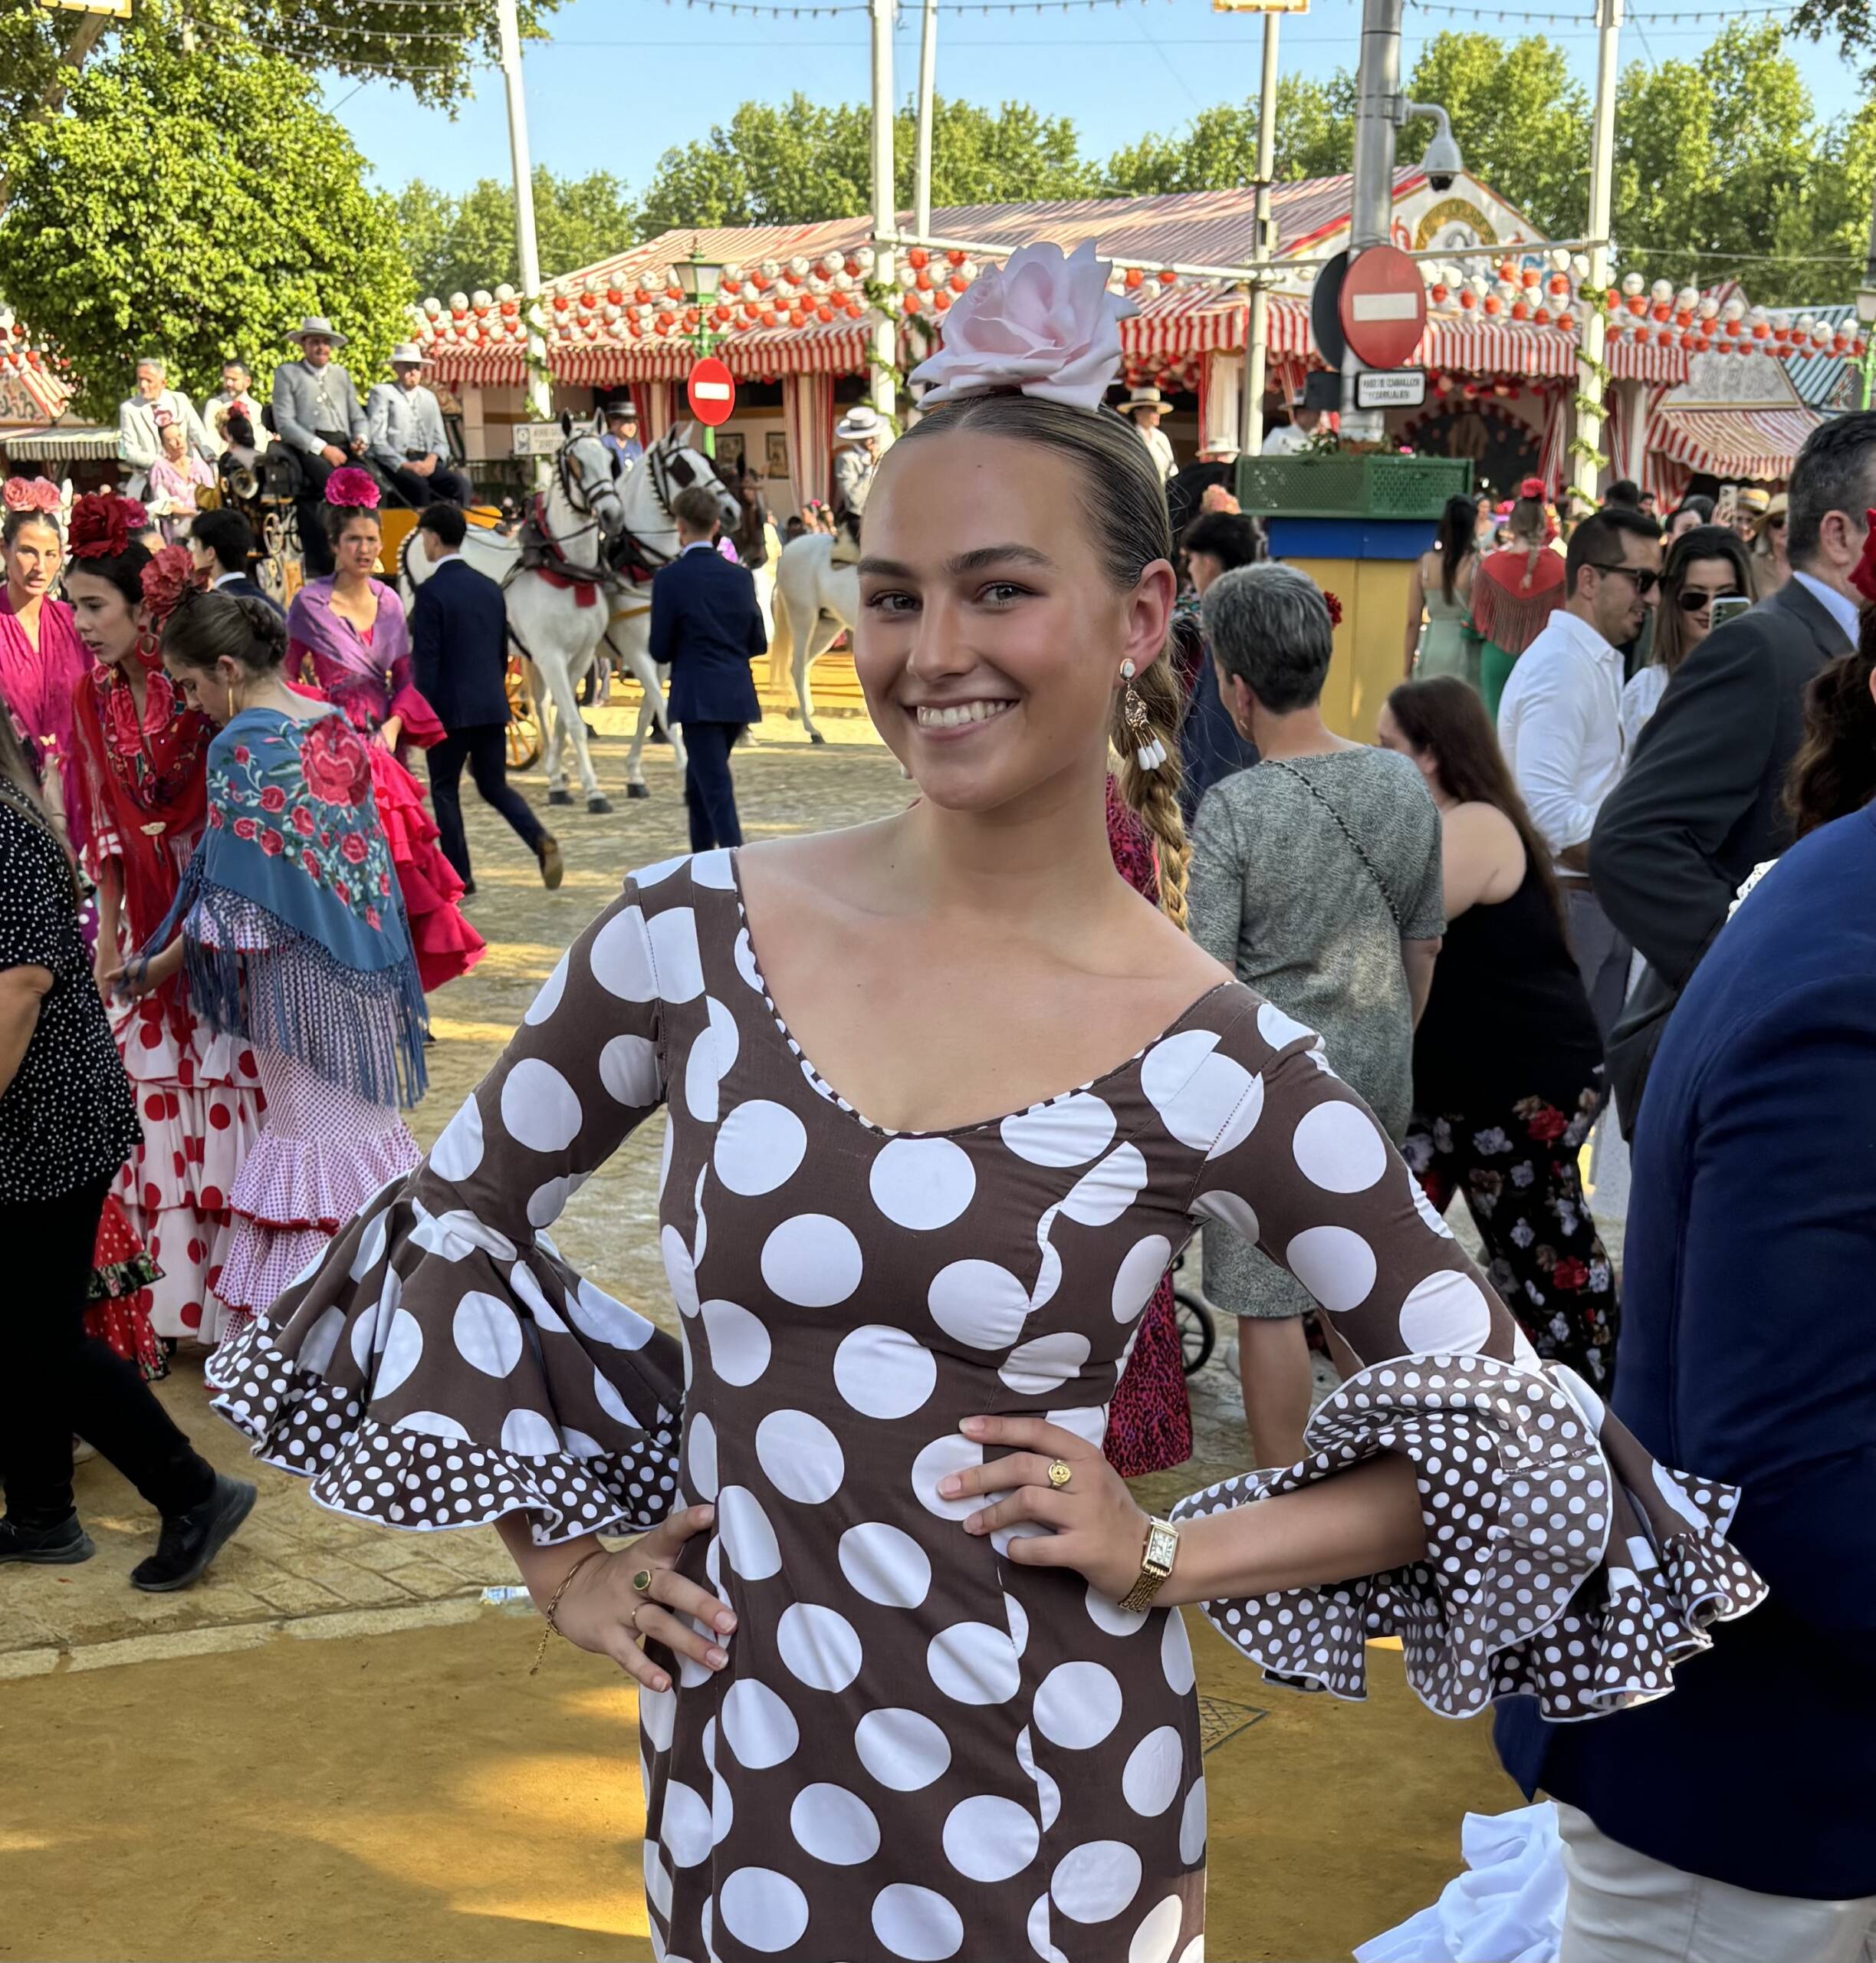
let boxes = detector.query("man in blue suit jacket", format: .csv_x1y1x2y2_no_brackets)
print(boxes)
651,485,764,852
1496,803,1876,1958
410,503,562,893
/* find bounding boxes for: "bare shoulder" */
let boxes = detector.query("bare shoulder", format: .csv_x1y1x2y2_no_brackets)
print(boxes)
1445,800,1521,853
1445,800,1526,896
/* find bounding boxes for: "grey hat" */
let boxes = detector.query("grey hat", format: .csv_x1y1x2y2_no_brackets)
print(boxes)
287,315,347,347
387,341,432,369
834,403,882,442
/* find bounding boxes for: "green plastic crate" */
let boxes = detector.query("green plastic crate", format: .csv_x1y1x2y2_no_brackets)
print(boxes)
1235,452,1473,521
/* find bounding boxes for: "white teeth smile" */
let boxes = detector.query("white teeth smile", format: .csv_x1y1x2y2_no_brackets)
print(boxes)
915,700,1016,729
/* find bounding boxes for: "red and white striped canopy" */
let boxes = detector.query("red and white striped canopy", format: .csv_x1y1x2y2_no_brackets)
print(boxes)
1650,405,1822,479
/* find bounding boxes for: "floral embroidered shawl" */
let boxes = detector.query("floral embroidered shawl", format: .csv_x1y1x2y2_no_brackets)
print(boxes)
146,707,428,1107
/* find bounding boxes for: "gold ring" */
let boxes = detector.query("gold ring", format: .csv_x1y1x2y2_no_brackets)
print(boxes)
1046,1460,1073,1491
631,1567,654,1596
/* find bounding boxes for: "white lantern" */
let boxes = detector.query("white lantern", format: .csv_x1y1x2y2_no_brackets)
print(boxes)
472,289,493,311
1697,294,1719,320
494,283,516,304
1676,285,1699,312
853,246,876,274
1621,271,1644,298
448,291,469,312
422,296,442,317
1650,278,1674,304
1721,297,1746,323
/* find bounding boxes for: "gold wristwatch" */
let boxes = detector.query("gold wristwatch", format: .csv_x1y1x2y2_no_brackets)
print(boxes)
1118,1516,1180,1613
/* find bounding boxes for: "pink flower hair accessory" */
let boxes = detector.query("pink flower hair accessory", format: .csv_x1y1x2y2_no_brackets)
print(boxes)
324,466,381,511
3,476,61,515
908,239,1136,413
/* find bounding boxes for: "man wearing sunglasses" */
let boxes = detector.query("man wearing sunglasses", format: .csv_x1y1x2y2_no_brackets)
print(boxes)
1497,505,1664,1041
1589,410,1876,1133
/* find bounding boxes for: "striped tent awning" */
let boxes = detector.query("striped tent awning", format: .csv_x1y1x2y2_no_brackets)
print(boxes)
1650,405,1821,479
425,347,529,389
551,319,872,386
0,423,119,461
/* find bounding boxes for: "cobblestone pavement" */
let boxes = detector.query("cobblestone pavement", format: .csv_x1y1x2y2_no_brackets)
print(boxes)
5,702,1623,1673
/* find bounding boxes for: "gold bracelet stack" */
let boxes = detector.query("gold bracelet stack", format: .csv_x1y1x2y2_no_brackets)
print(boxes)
529,1547,606,1674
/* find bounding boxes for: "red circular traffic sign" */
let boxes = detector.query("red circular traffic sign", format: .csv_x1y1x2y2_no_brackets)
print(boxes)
686,355,737,428
1337,245,1428,370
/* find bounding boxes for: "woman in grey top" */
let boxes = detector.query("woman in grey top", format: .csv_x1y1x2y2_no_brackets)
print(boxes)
1189,564,1445,1467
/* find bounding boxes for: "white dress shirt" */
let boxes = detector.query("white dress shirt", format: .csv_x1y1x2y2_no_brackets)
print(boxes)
1260,422,1313,457
1497,605,1627,863
1134,421,1176,482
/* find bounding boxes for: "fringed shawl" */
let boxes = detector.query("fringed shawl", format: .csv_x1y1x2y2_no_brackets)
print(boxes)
1470,545,1567,656
144,708,428,1109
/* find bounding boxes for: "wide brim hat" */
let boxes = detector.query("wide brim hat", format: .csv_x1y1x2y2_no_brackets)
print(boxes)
387,342,432,369
1737,485,1770,515
1118,386,1165,415
835,405,882,442
287,316,348,348
1198,442,1240,461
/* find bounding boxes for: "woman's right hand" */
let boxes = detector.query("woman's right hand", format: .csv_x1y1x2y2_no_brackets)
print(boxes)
551,1504,733,1692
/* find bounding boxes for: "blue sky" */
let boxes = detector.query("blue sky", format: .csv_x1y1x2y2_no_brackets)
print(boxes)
324,0,1858,202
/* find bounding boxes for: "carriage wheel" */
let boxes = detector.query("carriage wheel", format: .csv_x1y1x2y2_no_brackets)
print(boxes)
506,659,541,771
1174,1288,1217,1377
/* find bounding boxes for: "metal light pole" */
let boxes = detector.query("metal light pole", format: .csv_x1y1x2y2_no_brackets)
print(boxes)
1856,176,1876,411
1239,8,1283,459
1341,0,1403,446
868,0,899,421
1573,0,1621,501
496,0,551,432
914,0,939,242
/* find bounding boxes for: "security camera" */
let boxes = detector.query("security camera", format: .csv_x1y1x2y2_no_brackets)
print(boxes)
1401,102,1464,193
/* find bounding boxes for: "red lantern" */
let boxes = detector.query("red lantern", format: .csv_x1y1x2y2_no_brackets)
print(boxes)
751,271,771,291
1511,299,1530,321
948,273,968,294
1482,293,1503,316
1520,267,1539,289
1692,334,1710,353
816,304,834,322
1633,327,1651,346
1547,272,1570,297
915,270,932,291
902,293,921,315
1123,267,1143,290
1429,281,1449,304
947,248,966,266
1752,321,1770,340
550,294,568,312
1855,337,1869,357
1156,268,1177,286
1457,288,1477,310
743,302,761,322
606,288,623,306
907,247,929,270
933,290,952,311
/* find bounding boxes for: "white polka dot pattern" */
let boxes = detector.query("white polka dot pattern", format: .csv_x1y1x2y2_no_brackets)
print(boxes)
214,860,1760,1963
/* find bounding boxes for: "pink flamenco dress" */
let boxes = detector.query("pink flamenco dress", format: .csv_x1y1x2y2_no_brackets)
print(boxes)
286,577,484,993
71,644,265,1345
132,705,425,1346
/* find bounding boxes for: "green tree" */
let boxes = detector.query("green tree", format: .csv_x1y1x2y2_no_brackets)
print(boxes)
1101,75,1356,196
636,93,1092,233
1611,21,1861,305
396,168,639,299
1396,35,1590,237
0,34,410,416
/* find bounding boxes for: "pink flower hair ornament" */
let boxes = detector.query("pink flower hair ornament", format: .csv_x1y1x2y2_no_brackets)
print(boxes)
908,240,1137,413
3,476,61,516
324,466,381,511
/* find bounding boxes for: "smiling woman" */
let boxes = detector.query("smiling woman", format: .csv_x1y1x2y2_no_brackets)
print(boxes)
205,244,1764,1963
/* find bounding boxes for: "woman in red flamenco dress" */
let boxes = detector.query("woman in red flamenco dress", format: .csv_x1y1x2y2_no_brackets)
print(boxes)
65,495,264,1346
284,474,483,992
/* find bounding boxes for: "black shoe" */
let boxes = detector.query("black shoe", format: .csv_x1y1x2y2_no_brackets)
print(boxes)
461,876,478,897
0,1513,95,1566
536,833,564,891
130,1474,255,1593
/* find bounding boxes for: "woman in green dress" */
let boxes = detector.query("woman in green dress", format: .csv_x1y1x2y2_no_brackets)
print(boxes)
1469,480,1565,721
1404,493,1480,689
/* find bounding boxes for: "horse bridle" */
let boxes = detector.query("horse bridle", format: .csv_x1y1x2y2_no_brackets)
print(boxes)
555,439,623,546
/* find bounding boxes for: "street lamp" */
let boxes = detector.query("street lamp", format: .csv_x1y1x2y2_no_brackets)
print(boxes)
1856,282,1876,411
668,238,731,456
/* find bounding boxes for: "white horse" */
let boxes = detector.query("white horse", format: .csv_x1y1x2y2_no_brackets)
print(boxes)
597,423,743,795
769,531,859,745
402,415,630,812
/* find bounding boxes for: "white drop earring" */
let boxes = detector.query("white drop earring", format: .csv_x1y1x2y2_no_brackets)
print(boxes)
1119,659,1165,773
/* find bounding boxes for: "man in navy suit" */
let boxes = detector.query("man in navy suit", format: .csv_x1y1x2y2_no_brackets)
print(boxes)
410,503,562,894
186,508,284,618
1496,800,1876,1958
651,485,764,852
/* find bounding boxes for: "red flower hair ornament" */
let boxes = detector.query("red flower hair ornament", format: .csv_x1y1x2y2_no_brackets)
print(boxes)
324,466,381,511
140,544,205,626
1518,476,1546,501
1851,508,1876,606
1322,589,1344,628
67,491,132,561
2,476,61,516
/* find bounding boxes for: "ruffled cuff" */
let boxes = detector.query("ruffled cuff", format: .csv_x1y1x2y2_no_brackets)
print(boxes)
1171,1353,1766,1722
389,684,446,750
205,1172,686,1545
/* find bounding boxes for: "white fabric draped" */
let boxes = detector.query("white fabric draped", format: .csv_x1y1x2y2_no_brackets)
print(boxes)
783,374,835,516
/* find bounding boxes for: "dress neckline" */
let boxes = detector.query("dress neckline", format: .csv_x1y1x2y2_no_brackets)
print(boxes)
724,846,1234,1142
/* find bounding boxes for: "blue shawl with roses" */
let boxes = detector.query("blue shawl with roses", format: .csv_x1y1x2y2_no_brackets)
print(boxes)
143,707,428,1107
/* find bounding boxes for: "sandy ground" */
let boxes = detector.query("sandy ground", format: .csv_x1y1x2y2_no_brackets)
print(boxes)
2,709,1528,1960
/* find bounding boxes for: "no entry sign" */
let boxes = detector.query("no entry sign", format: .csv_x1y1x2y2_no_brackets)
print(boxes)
686,355,736,428
1338,246,1428,371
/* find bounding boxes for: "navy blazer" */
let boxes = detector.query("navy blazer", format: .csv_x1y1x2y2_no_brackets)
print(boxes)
212,573,284,620
410,555,512,731
1497,804,1876,1902
649,544,764,728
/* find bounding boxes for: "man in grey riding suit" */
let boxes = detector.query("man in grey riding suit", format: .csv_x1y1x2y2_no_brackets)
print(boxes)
830,404,882,566
271,314,369,577
367,344,469,508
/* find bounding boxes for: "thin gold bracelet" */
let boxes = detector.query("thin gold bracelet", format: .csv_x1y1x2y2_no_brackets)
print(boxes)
529,1547,606,1675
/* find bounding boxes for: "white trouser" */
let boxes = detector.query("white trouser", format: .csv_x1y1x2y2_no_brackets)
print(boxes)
1556,1804,1876,1963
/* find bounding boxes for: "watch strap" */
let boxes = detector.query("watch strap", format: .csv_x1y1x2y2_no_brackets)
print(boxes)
1117,1516,1179,1613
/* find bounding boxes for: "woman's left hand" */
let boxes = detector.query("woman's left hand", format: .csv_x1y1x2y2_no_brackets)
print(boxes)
939,1415,1153,1603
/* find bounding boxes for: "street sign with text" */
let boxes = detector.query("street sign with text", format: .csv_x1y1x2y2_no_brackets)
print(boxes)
1355,369,1428,409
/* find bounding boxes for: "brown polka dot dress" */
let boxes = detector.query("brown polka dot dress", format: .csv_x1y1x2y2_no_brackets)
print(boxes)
209,852,1764,1963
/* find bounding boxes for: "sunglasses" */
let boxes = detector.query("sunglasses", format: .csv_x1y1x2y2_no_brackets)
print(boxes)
1585,562,1660,596
1677,586,1742,612
1767,515,1786,531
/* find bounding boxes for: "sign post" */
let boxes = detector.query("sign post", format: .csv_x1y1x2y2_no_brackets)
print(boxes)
685,356,737,460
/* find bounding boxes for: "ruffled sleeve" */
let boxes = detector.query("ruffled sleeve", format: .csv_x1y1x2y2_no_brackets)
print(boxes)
1171,995,1766,1721
206,880,685,1544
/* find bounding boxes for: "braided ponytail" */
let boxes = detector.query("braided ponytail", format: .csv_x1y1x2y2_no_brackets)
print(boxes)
1110,651,1190,929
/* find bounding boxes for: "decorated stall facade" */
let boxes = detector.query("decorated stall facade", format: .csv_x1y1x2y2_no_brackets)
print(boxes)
410,173,1866,510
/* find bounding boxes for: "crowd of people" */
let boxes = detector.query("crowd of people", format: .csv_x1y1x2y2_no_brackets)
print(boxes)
2,243,1873,1958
